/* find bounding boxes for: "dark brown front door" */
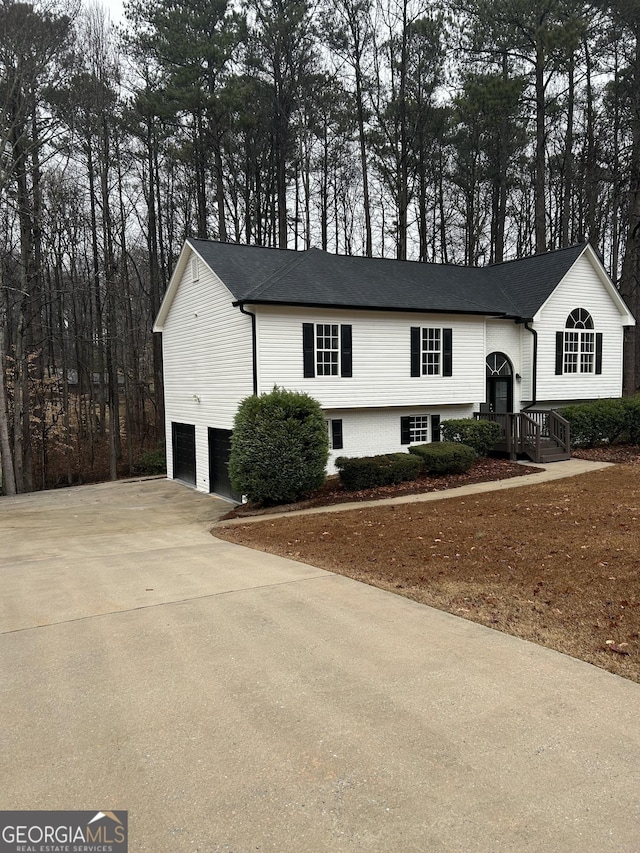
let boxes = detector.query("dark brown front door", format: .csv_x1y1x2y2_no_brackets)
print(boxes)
487,377,513,413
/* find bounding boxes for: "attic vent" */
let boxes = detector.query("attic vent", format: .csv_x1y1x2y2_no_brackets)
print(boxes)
191,256,199,282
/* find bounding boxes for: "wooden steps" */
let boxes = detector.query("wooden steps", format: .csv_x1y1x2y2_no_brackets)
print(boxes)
523,438,571,464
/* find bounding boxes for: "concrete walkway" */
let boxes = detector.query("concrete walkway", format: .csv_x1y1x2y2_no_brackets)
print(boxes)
217,457,614,525
1,474,639,852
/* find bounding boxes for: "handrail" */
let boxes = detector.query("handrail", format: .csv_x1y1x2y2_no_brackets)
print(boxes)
548,409,571,455
519,412,540,459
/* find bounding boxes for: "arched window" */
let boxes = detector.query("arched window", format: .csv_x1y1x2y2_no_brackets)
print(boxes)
486,352,512,377
557,308,602,375
566,308,594,330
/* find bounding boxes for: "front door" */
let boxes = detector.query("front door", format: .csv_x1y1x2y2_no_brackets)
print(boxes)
486,352,514,413
488,377,512,413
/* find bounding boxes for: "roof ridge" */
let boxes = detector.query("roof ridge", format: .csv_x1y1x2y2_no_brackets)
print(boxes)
486,242,587,270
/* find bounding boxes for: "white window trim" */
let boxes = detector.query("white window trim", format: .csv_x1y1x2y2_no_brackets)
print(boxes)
316,323,339,377
421,328,441,376
564,309,595,374
409,415,429,443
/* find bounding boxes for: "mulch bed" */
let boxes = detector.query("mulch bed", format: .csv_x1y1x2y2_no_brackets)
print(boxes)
571,445,640,463
220,456,543,519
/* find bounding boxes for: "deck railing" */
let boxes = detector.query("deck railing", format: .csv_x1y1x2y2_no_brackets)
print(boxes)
547,410,570,455
474,409,571,462
519,412,539,459
523,409,549,436
474,411,521,459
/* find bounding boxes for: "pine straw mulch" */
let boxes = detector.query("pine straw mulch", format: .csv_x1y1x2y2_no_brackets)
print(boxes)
220,456,542,519
215,446,640,683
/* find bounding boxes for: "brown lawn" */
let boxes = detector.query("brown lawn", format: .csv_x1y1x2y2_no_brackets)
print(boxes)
215,458,640,683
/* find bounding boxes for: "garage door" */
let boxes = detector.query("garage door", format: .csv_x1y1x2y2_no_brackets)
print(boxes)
208,428,241,502
172,423,196,485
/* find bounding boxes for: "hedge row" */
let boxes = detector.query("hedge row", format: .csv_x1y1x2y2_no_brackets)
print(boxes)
408,441,476,474
335,453,423,490
561,396,640,447
335,442,476,491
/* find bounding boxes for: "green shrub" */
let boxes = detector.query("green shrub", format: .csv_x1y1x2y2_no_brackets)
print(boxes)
135,446,166,475
624,395,640,444
335,452,423,491
440,418,502,457
228,387,328,504
560,404,594,447
408,441,476,475
562,398,628,447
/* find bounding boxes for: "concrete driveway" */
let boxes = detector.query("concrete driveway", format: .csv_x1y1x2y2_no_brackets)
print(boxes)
1,478,639,852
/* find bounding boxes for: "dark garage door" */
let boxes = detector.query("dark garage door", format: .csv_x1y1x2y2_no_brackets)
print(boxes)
208,428,241,502
172,422,196,485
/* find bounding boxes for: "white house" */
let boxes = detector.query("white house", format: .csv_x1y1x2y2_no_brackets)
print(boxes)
153,240,635,500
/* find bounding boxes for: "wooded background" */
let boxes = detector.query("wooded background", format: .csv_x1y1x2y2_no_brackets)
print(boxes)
1,0,639,494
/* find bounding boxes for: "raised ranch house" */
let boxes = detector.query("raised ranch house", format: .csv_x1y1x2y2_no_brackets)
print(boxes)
154,240,635,501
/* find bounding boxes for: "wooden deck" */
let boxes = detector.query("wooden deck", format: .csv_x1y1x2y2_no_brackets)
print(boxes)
474,410,571,464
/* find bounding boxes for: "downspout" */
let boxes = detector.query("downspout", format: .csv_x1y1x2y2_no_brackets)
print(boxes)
238,303,258,396
524,321,537,407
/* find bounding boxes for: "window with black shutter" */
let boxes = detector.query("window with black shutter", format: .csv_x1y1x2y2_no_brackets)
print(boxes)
303,323,352,378
556,309,599,375
401,415,435,444
410,326,452,376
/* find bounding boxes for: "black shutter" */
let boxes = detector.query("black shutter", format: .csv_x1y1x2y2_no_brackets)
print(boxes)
303,323,315,378
340,325,352,377
595,333,603,374
331,419,343,450
431,414,441,442
442,328,452,376
410,327,421,377
555,331,564,375
401,416,411,445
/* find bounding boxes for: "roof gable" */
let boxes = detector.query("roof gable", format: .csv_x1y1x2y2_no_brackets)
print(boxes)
486,243,587,319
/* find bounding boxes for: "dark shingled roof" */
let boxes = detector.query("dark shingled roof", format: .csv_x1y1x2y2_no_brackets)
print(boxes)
188,238,588,319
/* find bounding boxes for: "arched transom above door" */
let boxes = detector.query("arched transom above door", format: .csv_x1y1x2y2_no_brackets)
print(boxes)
486,352,513,377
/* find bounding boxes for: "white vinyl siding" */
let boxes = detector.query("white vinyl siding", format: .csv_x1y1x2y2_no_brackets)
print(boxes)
256,306,484,409
161,252,253,492
534,253,625,401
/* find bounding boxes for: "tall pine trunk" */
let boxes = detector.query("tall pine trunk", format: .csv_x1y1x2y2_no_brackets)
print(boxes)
620,23,640,395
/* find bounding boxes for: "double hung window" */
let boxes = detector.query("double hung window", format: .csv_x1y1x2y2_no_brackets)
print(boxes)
302,323,352,378
316,324,339,376
410,327,452,377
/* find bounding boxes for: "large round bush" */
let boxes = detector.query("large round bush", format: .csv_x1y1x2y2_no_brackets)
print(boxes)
229,387,329,504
